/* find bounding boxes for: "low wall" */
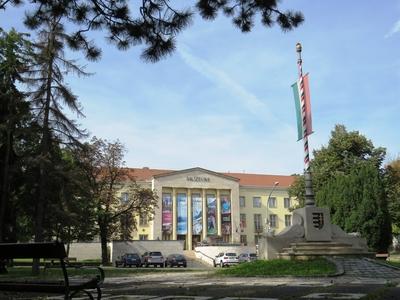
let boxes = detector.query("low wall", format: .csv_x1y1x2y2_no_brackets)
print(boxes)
68,242,104,261
112,240,185,263
194,245,256,266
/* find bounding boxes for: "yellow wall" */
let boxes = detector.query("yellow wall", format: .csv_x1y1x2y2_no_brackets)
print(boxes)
118,177,296,247
238,187,297,245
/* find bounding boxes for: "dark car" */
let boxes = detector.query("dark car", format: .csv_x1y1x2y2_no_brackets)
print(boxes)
238,252,258,263
116,253,141,267
165,254,187,268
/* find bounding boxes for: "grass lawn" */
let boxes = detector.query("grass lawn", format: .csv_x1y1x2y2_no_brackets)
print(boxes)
214,258,337,277
387,261,400,268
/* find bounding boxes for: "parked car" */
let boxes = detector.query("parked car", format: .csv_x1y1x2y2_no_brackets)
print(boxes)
238,253,258,263
165,254,187,268
213,252,239,267
115,253,141,267
141,251,164,267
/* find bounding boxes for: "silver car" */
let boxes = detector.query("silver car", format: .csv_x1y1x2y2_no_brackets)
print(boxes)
213,252,239,267
141,251,164,267
238,253,258,263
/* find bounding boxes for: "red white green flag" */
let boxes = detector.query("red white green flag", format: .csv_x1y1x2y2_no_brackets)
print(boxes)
291,73,313,141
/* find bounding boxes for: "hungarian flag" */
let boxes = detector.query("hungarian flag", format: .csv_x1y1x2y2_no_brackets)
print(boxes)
291,73,313,141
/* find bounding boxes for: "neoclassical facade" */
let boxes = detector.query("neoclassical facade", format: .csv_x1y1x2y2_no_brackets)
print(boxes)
123,167,296,250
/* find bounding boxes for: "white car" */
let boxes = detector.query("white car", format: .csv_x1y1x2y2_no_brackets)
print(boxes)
213,252,239,267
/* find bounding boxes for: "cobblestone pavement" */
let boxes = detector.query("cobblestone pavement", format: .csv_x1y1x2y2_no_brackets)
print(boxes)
332,257,400,279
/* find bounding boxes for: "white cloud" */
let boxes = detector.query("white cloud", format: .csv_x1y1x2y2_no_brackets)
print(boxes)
385,20,400,38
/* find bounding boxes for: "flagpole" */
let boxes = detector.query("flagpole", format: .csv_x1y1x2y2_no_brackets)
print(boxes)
296,42,315,207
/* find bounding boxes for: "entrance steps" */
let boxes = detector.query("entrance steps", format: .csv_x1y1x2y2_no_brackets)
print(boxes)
183,250,212,268
278,242,375,260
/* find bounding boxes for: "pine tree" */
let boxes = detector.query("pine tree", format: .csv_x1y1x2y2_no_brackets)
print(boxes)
1,0,304,62
0,28,32,242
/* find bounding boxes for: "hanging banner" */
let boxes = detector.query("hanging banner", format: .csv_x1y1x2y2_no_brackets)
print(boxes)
162,193,172,234
207,195,217,235
221,195,231,235
192,194,202,235
177,193,187,234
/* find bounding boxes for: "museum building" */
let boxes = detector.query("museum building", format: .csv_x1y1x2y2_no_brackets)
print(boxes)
123,167,297,250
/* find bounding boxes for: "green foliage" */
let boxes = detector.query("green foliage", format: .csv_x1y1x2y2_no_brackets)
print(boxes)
312,124,386,192
73,137,159,264
288,174,304,210
0,28,33,242
1,0,304,62
317,162,391,252
290,125,392,252
385,158,400,236
215,258,336,277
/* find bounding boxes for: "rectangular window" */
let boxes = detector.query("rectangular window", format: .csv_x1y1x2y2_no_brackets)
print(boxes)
285,215,292,227
254,214,262,232
268,197,277,208
284,197,291,209
240,214,246,231
240,235,247,245
139,214,148,226
253,197,261,208
239,196,246,207
254,235,260,245
270,214,277,228
139,234,148,241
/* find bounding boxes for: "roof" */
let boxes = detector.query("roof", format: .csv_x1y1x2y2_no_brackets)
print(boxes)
126,167,297,188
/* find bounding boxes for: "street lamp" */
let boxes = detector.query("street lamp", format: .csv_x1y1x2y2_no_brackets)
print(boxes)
266,181,279,233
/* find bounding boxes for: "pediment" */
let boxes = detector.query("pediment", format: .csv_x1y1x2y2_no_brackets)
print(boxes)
153,167,239,187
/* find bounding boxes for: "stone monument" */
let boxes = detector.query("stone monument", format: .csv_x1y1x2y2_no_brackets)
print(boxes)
259,44,372,260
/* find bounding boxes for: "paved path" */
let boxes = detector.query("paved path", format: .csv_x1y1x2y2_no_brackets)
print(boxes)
332,257,400,279
2,258,400,299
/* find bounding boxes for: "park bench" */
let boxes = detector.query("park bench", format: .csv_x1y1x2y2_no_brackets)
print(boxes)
0,241,104,299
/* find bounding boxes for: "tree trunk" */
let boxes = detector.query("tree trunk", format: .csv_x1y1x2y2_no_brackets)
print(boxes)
0,129,11,242
99,222,109,265
33,29,54,275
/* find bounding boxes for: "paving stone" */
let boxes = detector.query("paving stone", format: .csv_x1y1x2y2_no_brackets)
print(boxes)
332,257,400,278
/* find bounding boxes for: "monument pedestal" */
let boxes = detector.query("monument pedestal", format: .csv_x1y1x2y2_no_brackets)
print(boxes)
259,206,373,260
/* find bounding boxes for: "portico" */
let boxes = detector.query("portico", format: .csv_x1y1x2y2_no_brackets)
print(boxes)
151,168,241,250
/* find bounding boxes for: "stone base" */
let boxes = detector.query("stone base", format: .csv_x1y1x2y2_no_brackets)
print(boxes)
258,206,372,260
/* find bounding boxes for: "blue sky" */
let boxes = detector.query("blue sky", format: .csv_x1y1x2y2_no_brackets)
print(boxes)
1,1,400,175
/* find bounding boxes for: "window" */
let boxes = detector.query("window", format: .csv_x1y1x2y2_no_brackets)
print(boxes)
285,215,292,227
121,192,129,203
240,235,247,245
284,197,291,208
268,197,277,208
139,234,148,241
139,214,148,226
254,214,262,232
239,196,246,207
253,197,261,208
240,214,246,231
270,214,277,228
254,235,260,245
